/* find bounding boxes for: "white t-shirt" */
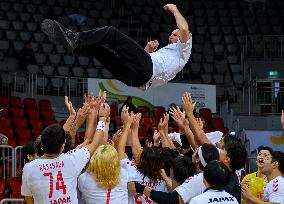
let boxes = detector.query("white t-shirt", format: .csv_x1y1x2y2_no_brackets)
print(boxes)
144,36,192,89
121,158,168,204
21,147,90,204
78,167,129,204
175,173,205,204
189,189,238,204
263,176,284,204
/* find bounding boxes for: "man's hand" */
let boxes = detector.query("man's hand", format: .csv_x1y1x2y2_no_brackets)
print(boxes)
99,103,110,117
153,130,161,146
241,183,252,201
163,4,178,14
158,113,169,135
64,96,76,116
144,40,159,53
182,92,195,114
281,110,284,128
196,118,204,129
76,103,90,122
121,106,134,126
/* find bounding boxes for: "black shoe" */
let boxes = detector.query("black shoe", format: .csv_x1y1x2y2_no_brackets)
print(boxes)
41,19,79,52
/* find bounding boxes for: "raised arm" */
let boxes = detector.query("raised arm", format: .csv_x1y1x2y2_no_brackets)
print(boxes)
158,113,175,149
169,106,197,150
84,91,106,141
144,40,159,53
62,96,76,132
130,113,143,162
163,4,190,43
117,106,134,160
281,110,284,128
85,102,110,154
182,92,211,146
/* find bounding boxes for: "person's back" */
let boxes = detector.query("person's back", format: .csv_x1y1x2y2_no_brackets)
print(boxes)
190,190,238,204
22,149,89,204
78,167,128,203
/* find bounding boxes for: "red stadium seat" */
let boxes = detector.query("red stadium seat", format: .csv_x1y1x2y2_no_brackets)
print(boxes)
199,108,212,127
7,177,21,193
12,108,24,118
32,128,42,138
11,192,23,198
0,117,11,127
141,116,155,127
43,119,57,126
25,109,40,119
153,106,166,119
0,107,9,117
17,139,31,146
40,109,55,120
115,116,122,127
211,117,225,129
110,104,117,117
0,178,6,199
0,127,14,139
8,138,16,147
39,99,52,110
218,127,229,134
14,117,27,128
137,106,150,115
203,127,215,133
138,126,147,138
23,98,37,109
16,128,31,140
9,96,22,108
29,119,43,129
0,96,8,107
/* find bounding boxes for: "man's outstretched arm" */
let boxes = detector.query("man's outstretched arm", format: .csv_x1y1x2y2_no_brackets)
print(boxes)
164,4,190,43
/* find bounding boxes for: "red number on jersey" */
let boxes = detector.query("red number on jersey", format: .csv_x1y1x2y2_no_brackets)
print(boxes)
43,171,67,198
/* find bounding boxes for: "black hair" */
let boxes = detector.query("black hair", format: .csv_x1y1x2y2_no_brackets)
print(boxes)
137,147,164,182
204,160,230,190
21,142,35,162
173,156,195,184
258,146,273,154
34,135,44,157
223,135,247,171
41,124,66,154
199,143,220,171
126,96,132,101
271,151,284,174
62,131,72,153
161,147,180,176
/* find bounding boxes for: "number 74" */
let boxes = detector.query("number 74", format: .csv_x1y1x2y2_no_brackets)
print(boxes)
43,171,67,198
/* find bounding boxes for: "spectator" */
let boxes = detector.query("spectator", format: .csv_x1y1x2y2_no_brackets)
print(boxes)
242,150,284,203
20,41,35,71
22,142,36,163
189,160,238,204
120,96,137,113
0,133,8,145
241,147,272,203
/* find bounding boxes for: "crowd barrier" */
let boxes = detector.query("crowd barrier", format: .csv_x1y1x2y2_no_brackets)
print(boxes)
0,198,25,204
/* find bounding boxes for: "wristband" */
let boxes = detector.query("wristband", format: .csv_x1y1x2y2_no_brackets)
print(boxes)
135,182,145,194
96,121,105,132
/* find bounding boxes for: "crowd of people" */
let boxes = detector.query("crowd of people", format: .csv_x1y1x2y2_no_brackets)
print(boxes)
19,91,284,204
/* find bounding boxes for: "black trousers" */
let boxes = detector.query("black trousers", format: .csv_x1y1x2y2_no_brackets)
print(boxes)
75,26,153,87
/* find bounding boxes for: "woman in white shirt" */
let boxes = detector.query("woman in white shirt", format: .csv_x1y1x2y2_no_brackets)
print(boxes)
78,144,129,204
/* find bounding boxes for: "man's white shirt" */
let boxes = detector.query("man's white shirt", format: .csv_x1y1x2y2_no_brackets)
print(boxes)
175,172,205,204
121,157,168,204
189,189,238,204
78,166,129,204
21,147,90,204
145,35,192,89
263,176,284,204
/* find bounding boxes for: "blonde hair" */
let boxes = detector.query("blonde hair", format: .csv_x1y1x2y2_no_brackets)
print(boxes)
87,145,121,189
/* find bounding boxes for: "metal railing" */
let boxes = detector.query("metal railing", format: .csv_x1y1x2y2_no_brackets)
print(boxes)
14,146,23,177
0,199,25,204
0,145,15,179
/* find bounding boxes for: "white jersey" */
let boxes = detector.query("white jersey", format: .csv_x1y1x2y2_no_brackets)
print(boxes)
175,173,205,204
21,147,90,204
189,189,238,204
263,176,284,204
78,167,129,204
121,158,168,204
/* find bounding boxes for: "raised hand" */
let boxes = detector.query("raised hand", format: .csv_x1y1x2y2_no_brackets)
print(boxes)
64,96,76,116
158,113,169,134
99,103,110,117
76,103,90,122
121,106,134,126
163,4,178,14
196,118,204,129
112,129,122,148
182,92,195,114
169,106,187,128
144,40,159,53
153,130,161,146
131,113,142,128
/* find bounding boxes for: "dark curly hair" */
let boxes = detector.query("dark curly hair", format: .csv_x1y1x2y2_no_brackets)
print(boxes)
223,135,247,171
137,147,164,182
271,151,284,174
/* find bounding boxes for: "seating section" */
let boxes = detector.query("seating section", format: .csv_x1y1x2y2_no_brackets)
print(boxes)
0,96,56,147
0,0,282,92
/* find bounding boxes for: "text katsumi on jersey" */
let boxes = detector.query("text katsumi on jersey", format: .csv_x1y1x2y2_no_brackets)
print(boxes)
39,161,65,171
49,195,71,204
